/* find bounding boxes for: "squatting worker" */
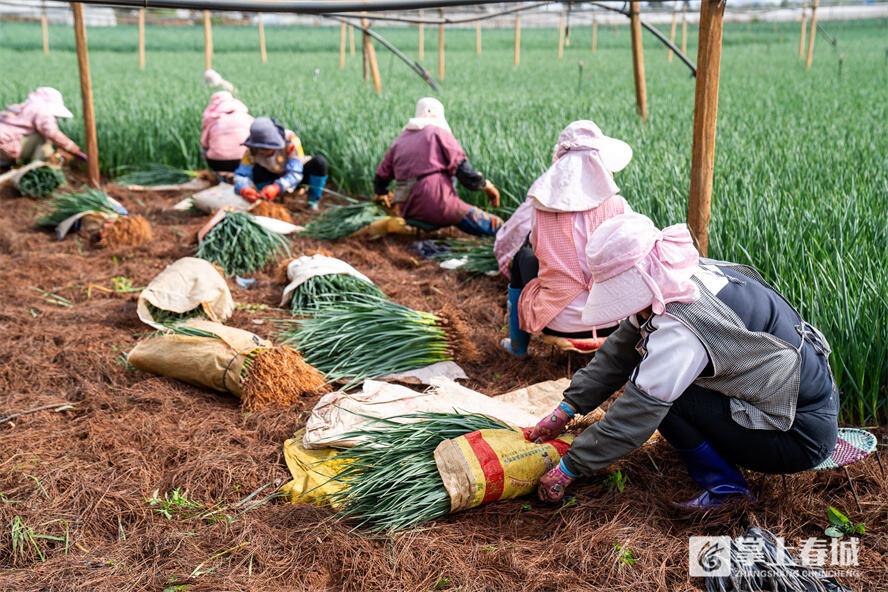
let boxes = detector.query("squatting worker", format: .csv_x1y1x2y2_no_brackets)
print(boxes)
200,91,253,176
0,87,86,170
501,120,633,358
373,97,502,237
234,117,329,209
530,212,838,510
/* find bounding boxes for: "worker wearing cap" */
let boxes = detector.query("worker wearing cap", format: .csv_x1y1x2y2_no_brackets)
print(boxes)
500,120,633,358
373,97,502,237
0,87,86,170
530,212,838,511
233,117,329,209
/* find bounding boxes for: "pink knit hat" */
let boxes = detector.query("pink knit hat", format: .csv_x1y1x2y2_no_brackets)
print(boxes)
582,212,701,326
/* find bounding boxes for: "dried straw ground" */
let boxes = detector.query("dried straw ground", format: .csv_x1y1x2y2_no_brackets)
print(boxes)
0,178,884,591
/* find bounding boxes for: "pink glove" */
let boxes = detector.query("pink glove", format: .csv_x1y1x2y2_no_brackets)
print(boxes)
538,460,576,503
528,402,575,443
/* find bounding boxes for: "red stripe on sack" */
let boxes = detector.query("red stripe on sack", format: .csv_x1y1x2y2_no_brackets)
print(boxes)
548,437,571,458
465,431,505,504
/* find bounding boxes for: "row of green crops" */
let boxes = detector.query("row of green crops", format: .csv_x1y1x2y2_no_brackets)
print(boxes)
1,19,884,423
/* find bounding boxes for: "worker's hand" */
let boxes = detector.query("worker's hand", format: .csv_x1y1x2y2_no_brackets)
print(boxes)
261,183,281,201
75,150,88,162
483,180,501,209
538,462,575,503
374,192,393,209
240,187,261,203
528,402,575,443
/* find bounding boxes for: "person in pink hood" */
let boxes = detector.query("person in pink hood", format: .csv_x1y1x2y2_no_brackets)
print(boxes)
0,87,85,170
200,91,253,175
501,120,633,357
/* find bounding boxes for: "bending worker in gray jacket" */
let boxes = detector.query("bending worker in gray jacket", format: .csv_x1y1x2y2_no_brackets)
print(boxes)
530,212,838,510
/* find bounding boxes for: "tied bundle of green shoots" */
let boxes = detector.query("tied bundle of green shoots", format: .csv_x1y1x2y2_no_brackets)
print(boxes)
302,201,387,240
196,211,291,276
37,188,118,228
327,412,510,532
431,237,498,275
145,302,207,327
277,295,458,385
17,166,65,198
289,273,386,315
113,163,196,187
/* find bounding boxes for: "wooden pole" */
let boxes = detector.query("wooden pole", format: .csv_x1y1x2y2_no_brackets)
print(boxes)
668,10,677,62
687,0,726,256
514,14,521,65
258,14,267,64
40,4,49,55
805,0,819,69
339,21,346,69
681,4,688,55
71,3,100,187
203,10,213,71
475,21,481,56
137,9,145,70
798,5,807,59
349,24,355,56
629,2,648,122
438,9,445,81
361,14,369,81
591,15,597,53
558,12,566,59
418,10,424,60
361,18,382,95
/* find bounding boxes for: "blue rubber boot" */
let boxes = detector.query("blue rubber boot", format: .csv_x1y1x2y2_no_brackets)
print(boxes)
500,286,530,357
306,175,327,210
673,441,754,511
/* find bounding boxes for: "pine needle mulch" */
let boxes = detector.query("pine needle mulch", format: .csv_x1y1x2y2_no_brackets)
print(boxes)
0,182,884,591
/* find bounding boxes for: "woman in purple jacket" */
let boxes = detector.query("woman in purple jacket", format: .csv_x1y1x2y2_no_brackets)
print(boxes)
373,98,502,237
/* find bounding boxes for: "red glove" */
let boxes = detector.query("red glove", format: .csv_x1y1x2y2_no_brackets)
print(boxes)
538,461,576,503
240,187,261,203
261,183,281,201
528,402,575,443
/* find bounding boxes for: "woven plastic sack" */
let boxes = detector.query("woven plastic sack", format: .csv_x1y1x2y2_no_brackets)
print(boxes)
280,254,375,307
434,428,574,513
281,429,348,506
127,320,267,398
137,257,234,330
191,182,252,213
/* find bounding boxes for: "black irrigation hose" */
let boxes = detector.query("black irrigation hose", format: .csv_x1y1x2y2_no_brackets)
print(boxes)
328,2,551,25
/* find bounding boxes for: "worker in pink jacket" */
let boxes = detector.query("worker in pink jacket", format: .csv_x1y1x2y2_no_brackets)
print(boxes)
501,120,633,357
0,87,85,170
200,91,254,175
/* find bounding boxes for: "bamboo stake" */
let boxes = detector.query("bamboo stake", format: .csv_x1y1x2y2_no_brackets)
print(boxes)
137,9,145,70
258,14,267,64
40,4,49,55
349,24,355,56
71,3,100,187
514,14,521,65
339,21,346,68
668,10,677,62
203,10,213,71
438,9,445,81
558,12,566,59
361,15,369,81
806,0,819,69
799,5,807,59
361,18,382,95
475,21,481,56
629,2,647,122
591,14,597,53
687,0,726,256
418,10,424,60
681,3,688,54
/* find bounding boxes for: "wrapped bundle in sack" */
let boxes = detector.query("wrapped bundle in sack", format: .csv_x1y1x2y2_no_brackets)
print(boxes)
192,182,251,213
16,164,65,198
434,428,574,513
280,254,385,314
432,237,498,275
302,201,387,240
196,209,293,276
37,188,153,248
114,163,196,187
137,257,234,330
127,320,329,411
